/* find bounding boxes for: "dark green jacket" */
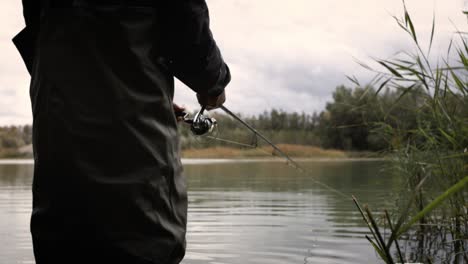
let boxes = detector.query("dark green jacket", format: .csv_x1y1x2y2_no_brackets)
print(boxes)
15,1,230,263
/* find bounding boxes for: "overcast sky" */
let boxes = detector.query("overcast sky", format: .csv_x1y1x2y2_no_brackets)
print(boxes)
0,0,466,125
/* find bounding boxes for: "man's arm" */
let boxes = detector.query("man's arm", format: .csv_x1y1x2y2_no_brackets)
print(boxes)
160,0,231,108
14,0,42,74
22,0,42,28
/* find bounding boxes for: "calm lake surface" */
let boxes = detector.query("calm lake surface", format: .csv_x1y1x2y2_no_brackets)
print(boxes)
0,159,399,264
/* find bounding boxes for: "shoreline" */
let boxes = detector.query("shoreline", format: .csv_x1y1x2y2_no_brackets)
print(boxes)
0,144,383,164
0,157,385,165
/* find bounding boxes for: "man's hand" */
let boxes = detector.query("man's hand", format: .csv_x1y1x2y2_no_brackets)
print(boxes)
196,91,226,110
173,103,186,122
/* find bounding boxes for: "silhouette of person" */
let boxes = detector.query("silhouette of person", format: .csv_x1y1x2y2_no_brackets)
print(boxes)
15,0,230,263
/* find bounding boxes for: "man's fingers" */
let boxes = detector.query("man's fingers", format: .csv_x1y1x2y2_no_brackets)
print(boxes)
173,103,186,112
197,91,226,110
173,103,186,122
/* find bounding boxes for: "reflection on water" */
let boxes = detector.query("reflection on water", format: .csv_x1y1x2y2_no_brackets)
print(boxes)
0,160,397,264
0,164,35,264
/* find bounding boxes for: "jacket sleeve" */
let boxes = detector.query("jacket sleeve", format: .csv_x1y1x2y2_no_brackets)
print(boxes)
22,0,42,28
160,0,231,96
14,0,42,74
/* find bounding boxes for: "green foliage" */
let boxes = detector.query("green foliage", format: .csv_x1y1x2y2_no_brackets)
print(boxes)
315,85,426,151
0,125,32,158
0,126,32,148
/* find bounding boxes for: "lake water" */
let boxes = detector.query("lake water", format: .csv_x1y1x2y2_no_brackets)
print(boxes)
0,159,399,264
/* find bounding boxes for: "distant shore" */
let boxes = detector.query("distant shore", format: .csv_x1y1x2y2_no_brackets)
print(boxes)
0,144,382,160
181,144,380,159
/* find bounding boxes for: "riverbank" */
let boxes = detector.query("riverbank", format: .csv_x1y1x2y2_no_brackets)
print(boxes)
182,144,379,159
0,144,381,159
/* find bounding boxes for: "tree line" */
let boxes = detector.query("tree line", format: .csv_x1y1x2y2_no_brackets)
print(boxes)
181,84,468,152
1,84,466,158
181,83,468,151
0,125,33,157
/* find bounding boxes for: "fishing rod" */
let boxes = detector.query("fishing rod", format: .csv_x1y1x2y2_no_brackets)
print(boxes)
181,105,352,200
220,106,301,169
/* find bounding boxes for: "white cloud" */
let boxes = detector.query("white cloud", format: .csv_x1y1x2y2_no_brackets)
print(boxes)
0,0,466,124
0,1,31,125
175,0,466,115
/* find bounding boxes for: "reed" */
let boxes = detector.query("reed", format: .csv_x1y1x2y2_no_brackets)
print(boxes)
352,2,468,263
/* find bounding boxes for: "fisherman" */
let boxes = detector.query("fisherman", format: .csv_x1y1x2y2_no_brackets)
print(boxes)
15,0,230,263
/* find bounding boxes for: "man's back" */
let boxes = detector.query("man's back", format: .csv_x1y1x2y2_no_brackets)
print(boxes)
17,1,230,263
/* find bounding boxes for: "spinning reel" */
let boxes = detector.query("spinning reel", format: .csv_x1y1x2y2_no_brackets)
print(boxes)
179,106,217,136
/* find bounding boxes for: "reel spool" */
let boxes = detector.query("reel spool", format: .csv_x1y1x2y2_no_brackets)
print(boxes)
181,106,218,136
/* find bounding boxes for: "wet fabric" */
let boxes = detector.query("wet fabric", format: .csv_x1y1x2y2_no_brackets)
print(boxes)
15,1,230,263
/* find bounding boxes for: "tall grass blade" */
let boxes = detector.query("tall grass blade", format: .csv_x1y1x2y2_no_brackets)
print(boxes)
428,13,436,54
353,196,396,263
365,206,394,263
438,128,458,148
352,196,381,244
384,83,418,118
393,15,410,35
403,1,418,44
366,236,390,263
353,58,374,71
397,175,468,237
457,49,468,68
450,67,467,94
379,60,403,77
375,78,392,96
346,75,361,87
385,210,405,263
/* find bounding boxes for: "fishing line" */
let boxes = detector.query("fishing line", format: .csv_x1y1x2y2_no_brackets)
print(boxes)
205,136,257,148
